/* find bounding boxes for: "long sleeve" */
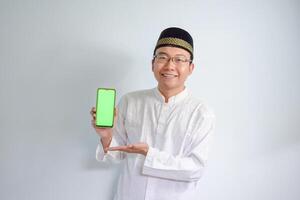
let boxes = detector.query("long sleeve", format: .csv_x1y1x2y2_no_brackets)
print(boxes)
96,137,126,162
142,113,215,182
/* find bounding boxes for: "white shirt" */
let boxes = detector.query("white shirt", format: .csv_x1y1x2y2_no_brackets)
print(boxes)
96,87,215,200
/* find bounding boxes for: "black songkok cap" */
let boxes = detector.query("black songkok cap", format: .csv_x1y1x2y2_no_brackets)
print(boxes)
154,27,194,60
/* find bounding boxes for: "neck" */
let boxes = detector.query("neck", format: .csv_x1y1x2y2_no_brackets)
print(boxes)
158,85,185,103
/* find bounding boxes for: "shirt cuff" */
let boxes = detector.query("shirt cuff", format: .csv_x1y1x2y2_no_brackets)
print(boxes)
143,146,159,168
95,137,119,162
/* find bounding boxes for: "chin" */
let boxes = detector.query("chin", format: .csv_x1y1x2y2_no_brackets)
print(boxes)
160,83,180,90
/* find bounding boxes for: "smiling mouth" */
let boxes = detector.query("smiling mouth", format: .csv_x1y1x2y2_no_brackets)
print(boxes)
161,73,178,78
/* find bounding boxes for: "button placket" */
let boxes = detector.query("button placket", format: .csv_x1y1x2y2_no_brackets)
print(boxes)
154,103,170,148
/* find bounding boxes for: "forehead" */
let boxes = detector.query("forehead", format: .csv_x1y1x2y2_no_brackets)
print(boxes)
155,46,190,57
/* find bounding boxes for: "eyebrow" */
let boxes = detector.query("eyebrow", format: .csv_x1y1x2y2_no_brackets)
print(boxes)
156,51,188,57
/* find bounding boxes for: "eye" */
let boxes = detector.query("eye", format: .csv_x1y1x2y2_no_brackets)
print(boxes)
174,57,186,63
157,55,168,60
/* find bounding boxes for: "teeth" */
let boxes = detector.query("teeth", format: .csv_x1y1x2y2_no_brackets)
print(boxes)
162,73,177,77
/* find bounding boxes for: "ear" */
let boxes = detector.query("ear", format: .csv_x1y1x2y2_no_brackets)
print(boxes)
188,63,195,75
151,59,155,72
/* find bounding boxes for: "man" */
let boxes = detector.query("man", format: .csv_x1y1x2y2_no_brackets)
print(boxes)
90,27,215,200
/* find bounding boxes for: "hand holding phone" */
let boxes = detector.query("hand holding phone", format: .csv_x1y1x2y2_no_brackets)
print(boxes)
91,106,116,153
90,88,116,152
90,106,117,138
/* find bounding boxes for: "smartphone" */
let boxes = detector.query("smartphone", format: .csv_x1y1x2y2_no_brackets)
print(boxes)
95,88,116,127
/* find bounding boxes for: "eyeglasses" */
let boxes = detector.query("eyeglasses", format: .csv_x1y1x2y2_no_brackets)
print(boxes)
153,54,192,66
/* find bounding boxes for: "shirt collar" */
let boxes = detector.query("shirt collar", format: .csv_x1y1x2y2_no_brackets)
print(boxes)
153,87,189,105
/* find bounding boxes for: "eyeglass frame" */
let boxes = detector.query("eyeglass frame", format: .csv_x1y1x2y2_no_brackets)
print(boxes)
153,53,193,66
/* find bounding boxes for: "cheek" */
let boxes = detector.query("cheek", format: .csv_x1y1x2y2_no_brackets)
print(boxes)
152,67,160,79
178,69,190,78
152,65,162,74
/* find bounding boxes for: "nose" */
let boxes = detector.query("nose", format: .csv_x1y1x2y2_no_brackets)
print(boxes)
163,58,176,70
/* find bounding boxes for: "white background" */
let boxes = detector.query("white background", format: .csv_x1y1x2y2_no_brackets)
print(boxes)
1,0,299,199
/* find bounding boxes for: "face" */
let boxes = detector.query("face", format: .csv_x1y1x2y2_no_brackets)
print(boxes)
152,46,194,93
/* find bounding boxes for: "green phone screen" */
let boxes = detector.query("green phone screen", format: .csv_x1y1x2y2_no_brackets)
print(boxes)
96,88,116,127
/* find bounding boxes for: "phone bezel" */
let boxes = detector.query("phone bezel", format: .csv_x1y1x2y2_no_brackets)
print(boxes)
95,88,116,128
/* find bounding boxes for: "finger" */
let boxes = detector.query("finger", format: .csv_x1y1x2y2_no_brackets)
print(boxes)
91,120,96,128
112,108,118,126
90,107,95,113
90,107,96,115
108,146,127,151
90,112,95,119
114,108,117,117
108,146,129,151
90,108,96,120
